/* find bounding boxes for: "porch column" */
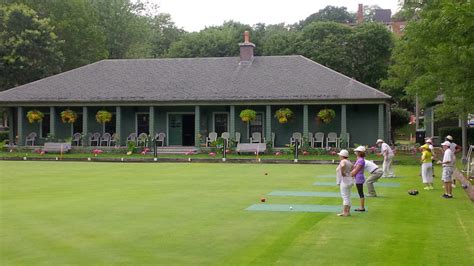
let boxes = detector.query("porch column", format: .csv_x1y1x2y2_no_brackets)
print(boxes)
341,105,347,134
265,105,271,142
229,105,235,138
386,103,391,143
116,106,122,146
149,106,155,138
8,108,14,145
50,106,56,137
303,105,309,139
195,105,200,147
378,104,384,140
17,107,24,145
82,106,88,136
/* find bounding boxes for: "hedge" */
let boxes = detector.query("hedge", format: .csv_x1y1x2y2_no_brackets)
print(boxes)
438,127,474,145
0,131,8,142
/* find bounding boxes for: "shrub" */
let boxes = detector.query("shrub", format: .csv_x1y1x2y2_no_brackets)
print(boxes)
60,109,78,123
274,108,294,124
240,109,257,122
26,110,44,123
0,131,8,142
95,110,112,124
317,108,336,124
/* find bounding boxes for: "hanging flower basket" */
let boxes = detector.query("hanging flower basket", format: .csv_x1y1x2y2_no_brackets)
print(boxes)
26,110,44,123
317,108,336,124
240,109,257,122
274,108,294,124
95,110,112,124
60,109,78,124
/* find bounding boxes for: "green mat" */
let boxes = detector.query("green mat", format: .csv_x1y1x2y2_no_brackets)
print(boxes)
313,182,400,187
267,190,357,197
246,204,368,213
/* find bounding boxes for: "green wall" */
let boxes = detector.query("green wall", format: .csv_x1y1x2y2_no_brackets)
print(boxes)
272,105,304,147
347,104,379,146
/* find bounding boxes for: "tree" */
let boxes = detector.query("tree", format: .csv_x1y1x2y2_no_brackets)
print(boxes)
383,1,474,157
149,13,185,58
390,106,411,142
299,6,355,28
0,4,64,91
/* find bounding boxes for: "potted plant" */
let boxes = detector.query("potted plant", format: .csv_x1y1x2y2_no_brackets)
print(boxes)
240,109,257,122
96,110,112,133
274,108,294,124
26,109,44,123
317,108,336,124
60,109,78,124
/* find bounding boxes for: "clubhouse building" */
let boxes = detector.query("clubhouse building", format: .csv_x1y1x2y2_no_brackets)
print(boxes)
0,32,391,149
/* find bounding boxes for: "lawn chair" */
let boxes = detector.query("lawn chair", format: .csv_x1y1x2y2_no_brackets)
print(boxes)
72,132,82,146
137,133,148,147
206,132,218,147
90,132,101,146
127,133,137,144
155,132,166,146
235,132,241,144
25,132,37,146
326,132,338,149
100,133,112,146
338,132,350,148
308,132,314,148
221,132,230,146
314,132,324,148
110,133,117,146
290,132,302,146
250,132,262,143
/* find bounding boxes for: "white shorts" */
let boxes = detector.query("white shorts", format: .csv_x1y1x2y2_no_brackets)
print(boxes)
442,167,454,182
340,182,353,206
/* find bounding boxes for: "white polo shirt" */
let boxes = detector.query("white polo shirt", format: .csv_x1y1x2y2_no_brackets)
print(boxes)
364,160,379,173
443,148,455,167
381,143,394,157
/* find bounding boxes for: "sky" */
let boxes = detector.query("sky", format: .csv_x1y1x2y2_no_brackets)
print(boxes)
150,0,401,32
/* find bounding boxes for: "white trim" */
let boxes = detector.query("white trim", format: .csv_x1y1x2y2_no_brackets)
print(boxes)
212,112,230,134
247,112,265,141
135,112,149,135
166,112,194,146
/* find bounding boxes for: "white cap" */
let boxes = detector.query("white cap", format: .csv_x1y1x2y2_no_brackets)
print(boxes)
441,141,451,146
376,139,384,144
425,138,432,144
337,149,349,157
354,146,366,152
445,135,453,141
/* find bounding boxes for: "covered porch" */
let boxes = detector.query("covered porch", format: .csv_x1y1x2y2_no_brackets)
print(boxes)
9,102,390,149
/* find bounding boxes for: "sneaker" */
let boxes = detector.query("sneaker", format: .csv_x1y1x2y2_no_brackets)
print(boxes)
442,194,449,198
446,194,453,198
451,184,456,188
424,186,430,190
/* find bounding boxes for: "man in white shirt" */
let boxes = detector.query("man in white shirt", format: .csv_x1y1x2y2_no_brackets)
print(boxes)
438,141,455,198
364,160,383,197
377,139,395,178
445,135,461,187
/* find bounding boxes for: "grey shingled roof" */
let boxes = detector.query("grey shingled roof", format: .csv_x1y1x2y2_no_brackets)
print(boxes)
0,55,390,104
374,9,392,23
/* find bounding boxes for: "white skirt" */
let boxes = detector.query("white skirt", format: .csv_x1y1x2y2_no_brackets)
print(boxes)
421,162,433,183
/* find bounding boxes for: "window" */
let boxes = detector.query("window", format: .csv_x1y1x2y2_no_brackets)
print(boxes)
40,114,50,138
213,113,229,136
248,113,264,137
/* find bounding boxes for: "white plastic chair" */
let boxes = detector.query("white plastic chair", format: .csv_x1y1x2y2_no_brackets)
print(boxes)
155,132,166,147
221,132,230,146
25,132,37,146
235,132,241,144
90,132,101,146
206,132,218,147
127,133,137,144
326,132,338,149
314,132,324,148
250,132,262,143
290,132,302,146
137,133,148,147
72,132,82,146
338,132,350,148
308,132,314,148
100,133,111,146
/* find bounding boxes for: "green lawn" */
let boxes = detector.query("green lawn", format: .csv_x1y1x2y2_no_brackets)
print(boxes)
1,162,473,265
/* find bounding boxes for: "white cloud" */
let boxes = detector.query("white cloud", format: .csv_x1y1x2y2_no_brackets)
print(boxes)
150,0,401,32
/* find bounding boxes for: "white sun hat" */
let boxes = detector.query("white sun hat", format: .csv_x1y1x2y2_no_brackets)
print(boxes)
376,139,384,144
354,146,366,152
445,135,453,141
425,138,433,144
441,141,451,146
337,149,349,157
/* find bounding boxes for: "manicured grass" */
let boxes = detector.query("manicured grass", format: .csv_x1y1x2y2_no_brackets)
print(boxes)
1,162,473,265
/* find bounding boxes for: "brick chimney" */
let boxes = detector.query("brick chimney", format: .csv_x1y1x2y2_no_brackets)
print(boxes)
357,4,364,24
239,31,255,64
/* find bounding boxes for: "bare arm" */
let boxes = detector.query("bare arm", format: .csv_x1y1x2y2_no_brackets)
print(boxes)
351,164,362,177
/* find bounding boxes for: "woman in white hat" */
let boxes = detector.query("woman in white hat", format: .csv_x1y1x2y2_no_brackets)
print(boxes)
336,149,353,217
376,139,395,178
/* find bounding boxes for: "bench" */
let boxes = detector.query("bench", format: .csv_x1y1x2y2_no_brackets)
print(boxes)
236,143,266,154
43,142,72,153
